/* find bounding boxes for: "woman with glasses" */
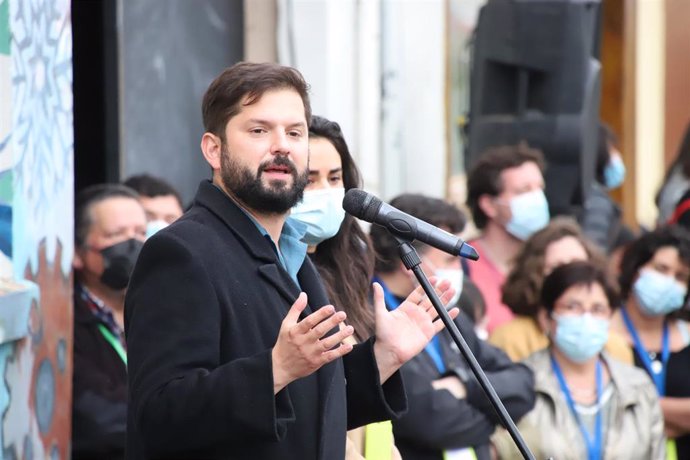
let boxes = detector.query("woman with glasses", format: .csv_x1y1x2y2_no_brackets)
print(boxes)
493,261,664,459
490,217,633,364
610,226,690,459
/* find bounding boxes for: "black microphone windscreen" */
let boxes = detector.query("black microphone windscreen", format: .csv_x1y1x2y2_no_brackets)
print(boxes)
342,189,382,222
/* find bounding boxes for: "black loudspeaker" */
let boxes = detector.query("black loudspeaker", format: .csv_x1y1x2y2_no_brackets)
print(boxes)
466,0,602,216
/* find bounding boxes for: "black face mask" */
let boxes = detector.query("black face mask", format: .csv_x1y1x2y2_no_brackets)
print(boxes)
100,239,144,290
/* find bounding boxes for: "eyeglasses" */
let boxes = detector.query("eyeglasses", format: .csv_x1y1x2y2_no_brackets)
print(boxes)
553,301,611,318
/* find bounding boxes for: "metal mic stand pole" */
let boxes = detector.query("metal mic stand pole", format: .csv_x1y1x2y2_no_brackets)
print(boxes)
395,237,536,460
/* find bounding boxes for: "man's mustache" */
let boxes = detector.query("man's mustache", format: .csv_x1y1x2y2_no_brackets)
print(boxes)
258,157,298,176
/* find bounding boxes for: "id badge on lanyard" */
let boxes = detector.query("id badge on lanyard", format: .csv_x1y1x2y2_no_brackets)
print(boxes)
444,448,477,460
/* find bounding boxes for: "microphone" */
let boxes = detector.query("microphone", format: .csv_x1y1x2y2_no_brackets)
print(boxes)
342,189,479,260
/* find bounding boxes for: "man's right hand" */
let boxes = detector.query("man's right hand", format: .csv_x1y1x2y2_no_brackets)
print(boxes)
272,293,354,394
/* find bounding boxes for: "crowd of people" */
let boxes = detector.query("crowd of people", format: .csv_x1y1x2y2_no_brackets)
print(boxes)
71,61,690,460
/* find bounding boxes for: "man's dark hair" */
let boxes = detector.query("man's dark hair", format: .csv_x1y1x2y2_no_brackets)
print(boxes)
75,184,140,249
619,225,690,299
123,174,183,209
541,261,620,314
370,194,466,274
202,62,311,141
466,142,545,229
594,123,619,184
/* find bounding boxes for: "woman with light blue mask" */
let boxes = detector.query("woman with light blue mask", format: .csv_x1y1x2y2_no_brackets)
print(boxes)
610,226,690,459
492,261,664,460
289,116,404,460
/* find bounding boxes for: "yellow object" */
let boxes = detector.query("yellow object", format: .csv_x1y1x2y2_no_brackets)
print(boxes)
364,421,394,460
667,439,677,460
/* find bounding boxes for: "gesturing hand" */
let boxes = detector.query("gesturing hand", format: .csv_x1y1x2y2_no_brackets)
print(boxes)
373,279,460,383
272,293,355,394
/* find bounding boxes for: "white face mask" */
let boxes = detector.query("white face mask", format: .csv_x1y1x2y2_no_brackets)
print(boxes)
474,326,489,341
290,188,346,245
434,268,464,308
146,220,168,239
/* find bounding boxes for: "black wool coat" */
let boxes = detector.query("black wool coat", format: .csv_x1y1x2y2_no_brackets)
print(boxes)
72,286,127,460
125,181,406,460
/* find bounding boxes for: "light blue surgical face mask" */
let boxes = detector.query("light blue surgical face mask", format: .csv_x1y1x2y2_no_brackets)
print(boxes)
504,189,550,241
552,313,609,363
603,155,626,190
633,269,687,316
290,188,346,246
146,220,168,239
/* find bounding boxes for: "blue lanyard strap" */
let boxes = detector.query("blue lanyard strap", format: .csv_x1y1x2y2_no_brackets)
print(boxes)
621,307,669,396
375,277,446,373
550,354,603,460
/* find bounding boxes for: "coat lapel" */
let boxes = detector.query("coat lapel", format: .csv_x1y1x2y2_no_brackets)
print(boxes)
194,181,343,459
258,264,302,308
298,257,341,459
193,181,278,264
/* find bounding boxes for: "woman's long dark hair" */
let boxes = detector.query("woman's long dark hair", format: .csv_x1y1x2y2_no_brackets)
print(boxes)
308,116,376,341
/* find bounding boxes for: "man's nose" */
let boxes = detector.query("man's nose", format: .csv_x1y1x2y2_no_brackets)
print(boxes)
125,227,144,241
270,131,291,155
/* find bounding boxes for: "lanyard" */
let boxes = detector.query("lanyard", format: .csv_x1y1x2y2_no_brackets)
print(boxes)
620,307,669,396
98,324,128,365
550,354,603,460
376,278,446,373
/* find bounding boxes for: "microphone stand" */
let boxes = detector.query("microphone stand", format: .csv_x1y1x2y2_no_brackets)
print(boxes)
394,237,536,460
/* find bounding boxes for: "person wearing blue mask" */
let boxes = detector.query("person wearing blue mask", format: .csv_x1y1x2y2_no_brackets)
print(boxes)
123,174,185,239
580,123,636,255
493,261,664,460
370,193,536,460
289,115,405,459
465,142,550,334
610,226,690,459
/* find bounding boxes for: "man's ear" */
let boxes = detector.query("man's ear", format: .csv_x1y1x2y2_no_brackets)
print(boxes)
478,194,499,220
536,307,550,334
201,132,222,171
73,248,85,271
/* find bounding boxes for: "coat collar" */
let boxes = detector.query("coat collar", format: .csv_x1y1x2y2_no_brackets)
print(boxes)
193,180,281,264
529,348,639,409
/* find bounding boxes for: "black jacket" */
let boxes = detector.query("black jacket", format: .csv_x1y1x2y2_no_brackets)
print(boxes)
391,310,535,460
72,285,127,460
124,181,406,460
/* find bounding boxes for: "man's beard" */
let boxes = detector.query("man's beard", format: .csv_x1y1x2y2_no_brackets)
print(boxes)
220,145,309,215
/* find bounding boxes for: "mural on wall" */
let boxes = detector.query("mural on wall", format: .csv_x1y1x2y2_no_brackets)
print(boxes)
0,0,74,458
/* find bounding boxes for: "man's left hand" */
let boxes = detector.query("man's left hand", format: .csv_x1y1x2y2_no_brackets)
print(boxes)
372,279,459,383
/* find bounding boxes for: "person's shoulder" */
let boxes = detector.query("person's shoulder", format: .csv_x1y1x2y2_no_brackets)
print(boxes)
489,317,545,361
492,316,540,335
605,355,656,392
603,330,633,364
522,348,551,372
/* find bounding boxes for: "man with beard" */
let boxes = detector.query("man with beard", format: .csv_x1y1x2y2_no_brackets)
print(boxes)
124,62,459,460
72,184,147,460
